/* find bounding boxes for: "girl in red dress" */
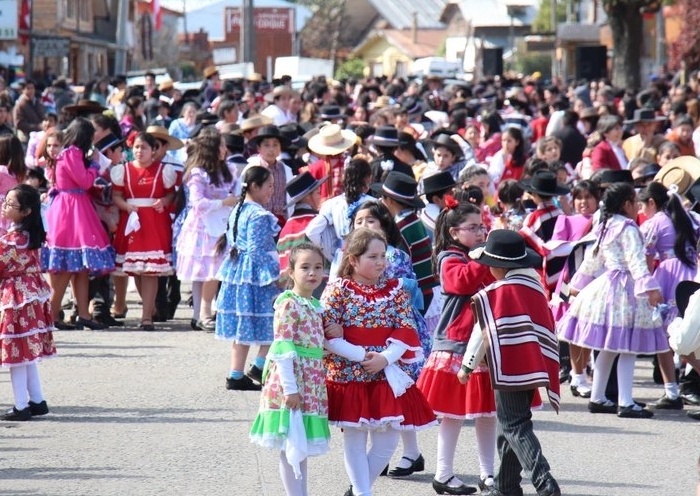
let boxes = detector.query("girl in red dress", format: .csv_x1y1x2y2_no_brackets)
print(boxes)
1,185,55,421
111,132,177,330
321,228,436,496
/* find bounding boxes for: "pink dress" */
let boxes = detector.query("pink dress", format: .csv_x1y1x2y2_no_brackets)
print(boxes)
41,146,116,274
0,165,19,236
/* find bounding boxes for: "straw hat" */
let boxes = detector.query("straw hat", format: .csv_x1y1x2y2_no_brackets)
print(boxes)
240,114,273,132
654,156,700,196
158,78,174,92
203,65,219,79
247,73,264,83
307,124,357,156
145,125,184,151
264,85,295,103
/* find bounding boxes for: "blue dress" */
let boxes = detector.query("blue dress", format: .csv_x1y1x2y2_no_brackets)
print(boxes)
215,201,280,343
385,245,432,379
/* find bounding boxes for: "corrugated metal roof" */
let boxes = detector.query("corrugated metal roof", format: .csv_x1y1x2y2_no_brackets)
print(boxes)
367,0,447,29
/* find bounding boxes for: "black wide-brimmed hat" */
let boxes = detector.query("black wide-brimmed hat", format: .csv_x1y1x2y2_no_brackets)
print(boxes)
285,171,328,206
279,123,308,151
428,132,463,159
591,169,634,188
224,133,245,151
319,105,344,120
676,280,700,318
63,99,106,115
469,229,542,269
624,108,665,125
371,171,425,209
521,170,569,196
253,125,290,148
370,125,402,148
423,171,456,197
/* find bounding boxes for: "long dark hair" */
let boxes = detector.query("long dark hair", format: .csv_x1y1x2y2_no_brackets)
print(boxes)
184,128,232,186
504,126,526,168
215,165,271,258
62,118,95,168
351,200,406,250
432,202,481,274
0,135,27,181
344,158,371,204
9,184,45,249
593,182,636,257
638,181,698,268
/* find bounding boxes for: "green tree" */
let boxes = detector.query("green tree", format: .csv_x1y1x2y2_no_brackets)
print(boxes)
533,0,567,32
335,58,365,80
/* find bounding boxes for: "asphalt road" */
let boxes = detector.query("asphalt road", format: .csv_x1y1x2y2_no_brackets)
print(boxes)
1,296,698,496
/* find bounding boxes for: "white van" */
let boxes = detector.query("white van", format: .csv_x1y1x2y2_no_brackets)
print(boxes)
410,57,462,78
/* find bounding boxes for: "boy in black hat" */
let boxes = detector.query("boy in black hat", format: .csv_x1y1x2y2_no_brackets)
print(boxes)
461,230,561,496
368,125,414,182
374,171,437,311
420,170,456,238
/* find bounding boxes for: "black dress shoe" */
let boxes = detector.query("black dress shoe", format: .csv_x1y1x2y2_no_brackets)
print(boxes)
75,317,107,330
247,365,264,383
190,319,203,330
94,315,124,327
482,489,524,496
536,478,561,496
379,464,388,476
617,404,654,418
54,320,76,330
570,384,591,398
587,399,617,414
226,375,261,391
343,486,353,496
680,391,700,406
28,400,49,416
650,394,683,410
388,454,424,477
432,476,477,495
198,318,216,332
687,410,700,420
2,406,31,421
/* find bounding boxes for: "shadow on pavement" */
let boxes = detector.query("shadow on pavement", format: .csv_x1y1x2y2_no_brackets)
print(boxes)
30,405,244,424
0,466,142,481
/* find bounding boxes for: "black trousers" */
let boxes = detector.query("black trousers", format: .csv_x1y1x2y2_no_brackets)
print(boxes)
494,389,556,495
88,275,112,319
155,275,181,319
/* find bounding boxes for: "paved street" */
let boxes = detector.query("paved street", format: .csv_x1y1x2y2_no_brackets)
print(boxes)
1,295,698,496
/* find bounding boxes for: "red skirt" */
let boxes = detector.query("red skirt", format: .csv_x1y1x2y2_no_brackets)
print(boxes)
417,351,541,418
327,380,437,431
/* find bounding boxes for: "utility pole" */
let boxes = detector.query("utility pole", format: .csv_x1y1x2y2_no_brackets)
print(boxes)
115,0,130,74
240,0,255,66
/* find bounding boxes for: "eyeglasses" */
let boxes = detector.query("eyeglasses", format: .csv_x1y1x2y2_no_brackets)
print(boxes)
2,198,20,209
455,224,488,234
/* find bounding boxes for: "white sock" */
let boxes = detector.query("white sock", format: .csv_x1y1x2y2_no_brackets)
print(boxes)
367,429,400,483
396,430,421,469
343,428,370,496
25,362,44,404
616,353,636,407
664,382,679,400
436,417,463,484
9,365,29,410
475,416,497,478
191,281,203,322
279,450,308,496
572,373,588,387
591,351,617,404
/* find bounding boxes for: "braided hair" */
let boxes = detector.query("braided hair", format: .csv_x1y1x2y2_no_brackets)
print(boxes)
592,182,636,257
638,181,698,268
344,158,372,204
215,165,271,258
432,202,481,274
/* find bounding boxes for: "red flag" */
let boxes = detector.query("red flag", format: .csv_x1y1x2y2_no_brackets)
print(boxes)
152,0,162,31
18,0,31,45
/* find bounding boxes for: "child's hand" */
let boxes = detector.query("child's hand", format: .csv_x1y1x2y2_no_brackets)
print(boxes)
647,289,663,307
457,368,471,384
284,393,301,410
361,351,388,374
152,198,166,213
324,323,343,339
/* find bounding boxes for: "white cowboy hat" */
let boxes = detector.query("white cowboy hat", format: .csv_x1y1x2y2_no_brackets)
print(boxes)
307,124,357,157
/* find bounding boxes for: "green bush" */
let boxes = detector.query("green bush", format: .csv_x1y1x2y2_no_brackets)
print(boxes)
335,58,365,80
516,53,552,78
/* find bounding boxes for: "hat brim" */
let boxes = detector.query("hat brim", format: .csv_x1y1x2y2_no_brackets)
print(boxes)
428,138,463,159
676,280,700,318
285,176,329,207
98,137,126,153
63,103,106,114
147,131,184,151
469,243,542,269
623,116,666,125
308,130,356,156
654,156,700,196
369,137,401,148
253,132,290,148
371,182,426,209
520,178,569,196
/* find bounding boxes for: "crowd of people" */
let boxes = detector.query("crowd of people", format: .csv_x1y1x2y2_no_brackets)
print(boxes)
1,64,700,496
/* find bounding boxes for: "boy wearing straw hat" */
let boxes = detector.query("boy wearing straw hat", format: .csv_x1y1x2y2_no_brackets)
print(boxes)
462,230,561,496
306,124,357,202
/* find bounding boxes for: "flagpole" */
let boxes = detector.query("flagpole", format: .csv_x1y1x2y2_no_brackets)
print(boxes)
27,0,33,79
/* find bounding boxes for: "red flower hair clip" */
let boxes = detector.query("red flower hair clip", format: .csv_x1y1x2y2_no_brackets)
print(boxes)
444,194,459,210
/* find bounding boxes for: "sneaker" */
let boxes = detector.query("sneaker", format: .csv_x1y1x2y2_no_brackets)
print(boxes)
28,400,49,416
650,394,683,410
246,364,264,384
2,406,31,421
617,404,654,418
225,375,262,391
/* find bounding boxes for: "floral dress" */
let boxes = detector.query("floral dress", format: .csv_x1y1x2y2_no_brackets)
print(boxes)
321,277,436,430
215,201,280,343
249,291,331,455
0,229,55,367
